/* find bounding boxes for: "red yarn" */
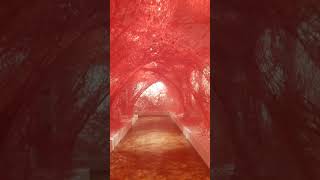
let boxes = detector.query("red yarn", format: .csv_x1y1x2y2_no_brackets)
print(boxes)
110,0,210,160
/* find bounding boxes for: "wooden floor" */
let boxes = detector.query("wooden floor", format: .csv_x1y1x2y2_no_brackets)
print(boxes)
110,116,210,180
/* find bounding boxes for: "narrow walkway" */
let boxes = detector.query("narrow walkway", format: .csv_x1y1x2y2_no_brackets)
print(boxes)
110,115,210,180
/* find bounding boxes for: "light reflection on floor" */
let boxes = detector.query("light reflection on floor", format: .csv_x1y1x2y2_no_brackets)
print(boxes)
110,116,210,180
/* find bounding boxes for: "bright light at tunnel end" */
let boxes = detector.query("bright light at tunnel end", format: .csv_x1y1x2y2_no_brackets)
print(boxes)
141,81,167,97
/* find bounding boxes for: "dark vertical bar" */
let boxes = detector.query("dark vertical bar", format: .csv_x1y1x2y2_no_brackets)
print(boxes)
0,0,111,179
106,0,111,179
210,0,215,179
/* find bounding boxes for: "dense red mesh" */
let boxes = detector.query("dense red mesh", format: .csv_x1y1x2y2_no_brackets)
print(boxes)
110,0,210,160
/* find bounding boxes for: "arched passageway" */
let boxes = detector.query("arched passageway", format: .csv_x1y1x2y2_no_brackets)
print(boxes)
110,0,210,179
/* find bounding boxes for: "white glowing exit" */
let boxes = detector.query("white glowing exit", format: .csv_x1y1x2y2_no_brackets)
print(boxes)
141,81,167,97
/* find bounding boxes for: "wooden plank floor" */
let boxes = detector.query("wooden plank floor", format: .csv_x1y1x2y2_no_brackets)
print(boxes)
110,116,210,180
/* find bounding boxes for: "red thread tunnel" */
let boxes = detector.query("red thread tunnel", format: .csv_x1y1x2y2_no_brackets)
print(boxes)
110,0,210,178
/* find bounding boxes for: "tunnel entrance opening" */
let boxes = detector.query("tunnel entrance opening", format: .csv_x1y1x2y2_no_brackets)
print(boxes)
134,81,172,116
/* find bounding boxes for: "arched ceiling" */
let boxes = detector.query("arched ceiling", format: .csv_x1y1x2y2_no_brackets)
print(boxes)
110,0,210,129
